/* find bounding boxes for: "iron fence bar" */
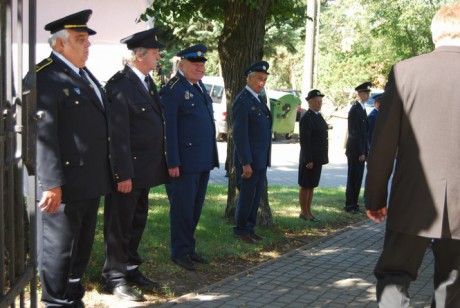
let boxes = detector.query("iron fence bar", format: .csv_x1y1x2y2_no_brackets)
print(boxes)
6,102,16,308
5,1,16,306
0,0,3,102
0,266,33,308
0,0,6,297
0,0,37,306
27,0,37,306
0,139,4,300
15,4,27,304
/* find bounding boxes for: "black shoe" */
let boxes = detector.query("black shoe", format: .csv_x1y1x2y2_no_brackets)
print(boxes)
172,255,196,271
112,285,144,302
126,270,159,288
250,233,265,241
344,207,355,213
190,253,209,264
299,214,320,222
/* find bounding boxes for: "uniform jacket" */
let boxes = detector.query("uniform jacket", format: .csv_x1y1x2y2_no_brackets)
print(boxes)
365,46,460,239
105,65,169,189
299,109,329,165
367,108,378,149
32,52,113,202
160,73,219,173
232,88,272,170
346,101,368,157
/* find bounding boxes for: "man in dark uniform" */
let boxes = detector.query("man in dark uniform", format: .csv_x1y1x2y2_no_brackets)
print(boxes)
29,10,113,307
367,92,383,149
232,61,272,244
102,28,169,301
298,90,329,222
160,44,219,271
344,82,370,214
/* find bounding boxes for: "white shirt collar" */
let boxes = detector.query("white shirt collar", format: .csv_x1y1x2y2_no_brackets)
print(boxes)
309,108,319,115
245,85,260,99
178,69,194,86
435,38,460,48
52,51,79,75
130,66,148,84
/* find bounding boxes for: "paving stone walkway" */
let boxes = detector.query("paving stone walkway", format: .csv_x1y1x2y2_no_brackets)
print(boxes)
161,220,434,307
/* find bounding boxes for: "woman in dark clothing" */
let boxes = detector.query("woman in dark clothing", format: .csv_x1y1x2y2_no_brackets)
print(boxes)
298,90,329,222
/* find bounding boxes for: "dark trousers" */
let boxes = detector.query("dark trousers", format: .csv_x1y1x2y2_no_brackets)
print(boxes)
234,167,267,235
375,229,460,307
166,171,210,258
38,198,100,307
102,188,149,287
345,155,365,210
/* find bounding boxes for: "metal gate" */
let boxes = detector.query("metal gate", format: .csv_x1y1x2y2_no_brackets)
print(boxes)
1,0,37,307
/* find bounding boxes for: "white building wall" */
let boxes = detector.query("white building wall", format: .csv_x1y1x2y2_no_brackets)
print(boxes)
36,0,150,81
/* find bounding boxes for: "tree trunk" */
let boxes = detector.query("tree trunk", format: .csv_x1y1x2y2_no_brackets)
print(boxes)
218,0,274,226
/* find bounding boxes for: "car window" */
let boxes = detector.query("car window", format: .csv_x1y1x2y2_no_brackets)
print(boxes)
204,84,212,93
210,85,224,104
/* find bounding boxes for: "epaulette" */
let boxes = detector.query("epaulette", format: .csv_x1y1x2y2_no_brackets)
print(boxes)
35,58,53,73
166,75,180,90
236,90,249,101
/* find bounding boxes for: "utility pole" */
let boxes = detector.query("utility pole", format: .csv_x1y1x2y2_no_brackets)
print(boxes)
301,0,318,104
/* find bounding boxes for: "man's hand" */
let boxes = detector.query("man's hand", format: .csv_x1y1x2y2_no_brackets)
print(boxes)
306,162,314,169
359,154,366,162
38,186,62,214
117,179,132,194
366,207,388,224
169,167,180,178
241,164,253,179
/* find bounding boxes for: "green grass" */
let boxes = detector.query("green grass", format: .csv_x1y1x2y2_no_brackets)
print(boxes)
86,185,365,286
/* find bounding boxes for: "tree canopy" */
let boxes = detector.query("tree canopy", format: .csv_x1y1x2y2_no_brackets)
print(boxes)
316,0,453,105
143,0,454,103
140,0,305,78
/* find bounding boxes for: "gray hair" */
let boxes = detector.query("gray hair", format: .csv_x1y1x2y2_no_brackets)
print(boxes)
123,47,149,66
48,29,69,48
246,71,257,81
431,2,460,44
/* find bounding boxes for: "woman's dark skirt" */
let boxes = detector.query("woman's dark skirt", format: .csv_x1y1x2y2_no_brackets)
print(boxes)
298,164,323,188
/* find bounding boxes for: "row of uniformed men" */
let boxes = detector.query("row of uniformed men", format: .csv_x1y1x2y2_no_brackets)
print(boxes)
33,9,272,306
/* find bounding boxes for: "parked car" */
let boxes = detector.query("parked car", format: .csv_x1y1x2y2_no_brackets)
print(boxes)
202,76,227,141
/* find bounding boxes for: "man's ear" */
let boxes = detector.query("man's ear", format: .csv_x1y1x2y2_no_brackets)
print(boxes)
54,37,65,52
